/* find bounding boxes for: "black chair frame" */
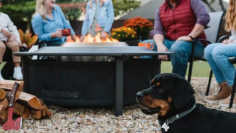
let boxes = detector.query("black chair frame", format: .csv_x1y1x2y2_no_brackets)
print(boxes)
187,11,225,83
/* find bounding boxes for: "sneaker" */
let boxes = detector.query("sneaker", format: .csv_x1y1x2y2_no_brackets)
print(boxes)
218,95,236,107
13,66,23,80
0,71,4,80
204,82,232,104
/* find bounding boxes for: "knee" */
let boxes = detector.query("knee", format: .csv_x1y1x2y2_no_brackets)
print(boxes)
0,43,6,51
204,46,213,58
212,47,225,59
8,41,19,50
170,41,189,55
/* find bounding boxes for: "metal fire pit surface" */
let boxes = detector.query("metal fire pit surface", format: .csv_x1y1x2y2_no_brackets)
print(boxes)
61,42,128,61
61,42,128,47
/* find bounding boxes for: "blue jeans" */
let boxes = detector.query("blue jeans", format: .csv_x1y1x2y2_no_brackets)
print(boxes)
204,43,236,86
141,39,205,78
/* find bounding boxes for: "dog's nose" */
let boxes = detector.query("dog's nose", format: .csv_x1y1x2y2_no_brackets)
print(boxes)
136,92,144,100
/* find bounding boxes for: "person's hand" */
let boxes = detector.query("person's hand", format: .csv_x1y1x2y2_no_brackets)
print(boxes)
101,31,108,40
52,29,62,38
157,44,168,60
8,34,16,42
80,35,86,42
222,39,229,44
176,36,192,42
71,34,77,42
1,29,11,39
18,42,23,47
229,40,234,44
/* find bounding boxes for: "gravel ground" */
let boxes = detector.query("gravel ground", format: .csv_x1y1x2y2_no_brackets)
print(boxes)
1,78,236,133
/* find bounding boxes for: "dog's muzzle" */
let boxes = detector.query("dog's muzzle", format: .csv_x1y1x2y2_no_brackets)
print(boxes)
136,91,161,114
136,92,144,104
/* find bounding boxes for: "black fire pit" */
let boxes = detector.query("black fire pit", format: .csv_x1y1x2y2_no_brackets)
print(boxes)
15,44,173,116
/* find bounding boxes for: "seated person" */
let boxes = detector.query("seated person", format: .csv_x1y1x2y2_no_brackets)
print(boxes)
142,0,210,78
32,0,76,46
0,0,23,80
204,0,236,107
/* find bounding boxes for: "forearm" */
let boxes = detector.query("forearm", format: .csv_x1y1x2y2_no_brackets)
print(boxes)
38,33,52,42
153,34,164,47
189,24,205,38
51,33,57,39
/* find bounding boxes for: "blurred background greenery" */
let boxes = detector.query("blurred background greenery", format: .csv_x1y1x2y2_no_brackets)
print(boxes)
0,0,141,31
0,0,141,21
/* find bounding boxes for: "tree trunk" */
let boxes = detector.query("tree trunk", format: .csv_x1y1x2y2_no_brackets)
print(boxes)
219,0,226,11
202,0,216,12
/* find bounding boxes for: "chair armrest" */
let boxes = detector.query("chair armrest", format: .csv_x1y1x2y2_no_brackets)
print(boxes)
198,39,212,45
38,41,47,49
217,35,230,43
19,46,28,52
228,57,236,63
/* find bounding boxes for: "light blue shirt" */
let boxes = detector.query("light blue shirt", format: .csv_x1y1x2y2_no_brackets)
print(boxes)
31,5,75,44
81,0,114,35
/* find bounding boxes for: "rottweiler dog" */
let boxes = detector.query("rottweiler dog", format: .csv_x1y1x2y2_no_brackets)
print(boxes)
136,73,236,133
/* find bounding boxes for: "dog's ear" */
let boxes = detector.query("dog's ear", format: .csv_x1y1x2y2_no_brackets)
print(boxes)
173,76,195,109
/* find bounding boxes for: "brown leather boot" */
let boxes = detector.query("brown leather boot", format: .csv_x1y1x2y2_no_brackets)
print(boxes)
218,94,236,107
204,82,232,104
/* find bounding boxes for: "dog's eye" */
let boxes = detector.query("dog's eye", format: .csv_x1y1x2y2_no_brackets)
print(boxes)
152,86,164,91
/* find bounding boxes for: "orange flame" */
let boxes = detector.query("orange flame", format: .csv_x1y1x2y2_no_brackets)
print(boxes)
66,36,80,42
66,33,119,43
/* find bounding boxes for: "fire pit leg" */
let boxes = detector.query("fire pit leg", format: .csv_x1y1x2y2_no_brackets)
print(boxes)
115,56,123,116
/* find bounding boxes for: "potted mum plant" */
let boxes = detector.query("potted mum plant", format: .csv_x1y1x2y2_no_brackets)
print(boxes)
111,27,139,46
123,17,153,41
18,29,38,51
112,27,137,41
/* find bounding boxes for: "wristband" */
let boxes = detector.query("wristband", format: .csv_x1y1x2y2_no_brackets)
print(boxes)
188,34,194,40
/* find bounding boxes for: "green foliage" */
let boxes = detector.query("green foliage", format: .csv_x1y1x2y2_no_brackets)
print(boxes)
57,0,85,21
113,0,141,17
0,0,35,21
0,0,140,22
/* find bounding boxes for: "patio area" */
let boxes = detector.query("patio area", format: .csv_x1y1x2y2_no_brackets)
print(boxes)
2,77,234,133
0,0,234,132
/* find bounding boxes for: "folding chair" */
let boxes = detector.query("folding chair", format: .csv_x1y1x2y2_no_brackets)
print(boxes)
188,11,225,83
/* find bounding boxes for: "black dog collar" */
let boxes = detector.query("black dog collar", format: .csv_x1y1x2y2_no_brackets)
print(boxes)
159,104,196,132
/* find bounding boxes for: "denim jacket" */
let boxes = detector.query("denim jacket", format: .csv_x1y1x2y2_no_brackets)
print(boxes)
81,0,114,35
32,5,75,44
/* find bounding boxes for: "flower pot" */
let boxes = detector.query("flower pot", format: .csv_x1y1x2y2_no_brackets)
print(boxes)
122,40,140,46
137,31,150,41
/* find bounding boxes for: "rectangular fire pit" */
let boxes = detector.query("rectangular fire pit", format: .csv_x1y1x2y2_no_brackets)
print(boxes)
15,45,173,116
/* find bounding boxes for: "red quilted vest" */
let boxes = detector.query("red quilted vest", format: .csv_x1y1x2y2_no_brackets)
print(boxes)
159,0,206,43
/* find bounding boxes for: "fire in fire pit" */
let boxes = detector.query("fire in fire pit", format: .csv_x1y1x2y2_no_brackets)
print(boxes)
66,33,119,43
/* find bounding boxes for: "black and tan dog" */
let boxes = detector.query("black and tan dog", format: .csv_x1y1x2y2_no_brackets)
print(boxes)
136,73,236,133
